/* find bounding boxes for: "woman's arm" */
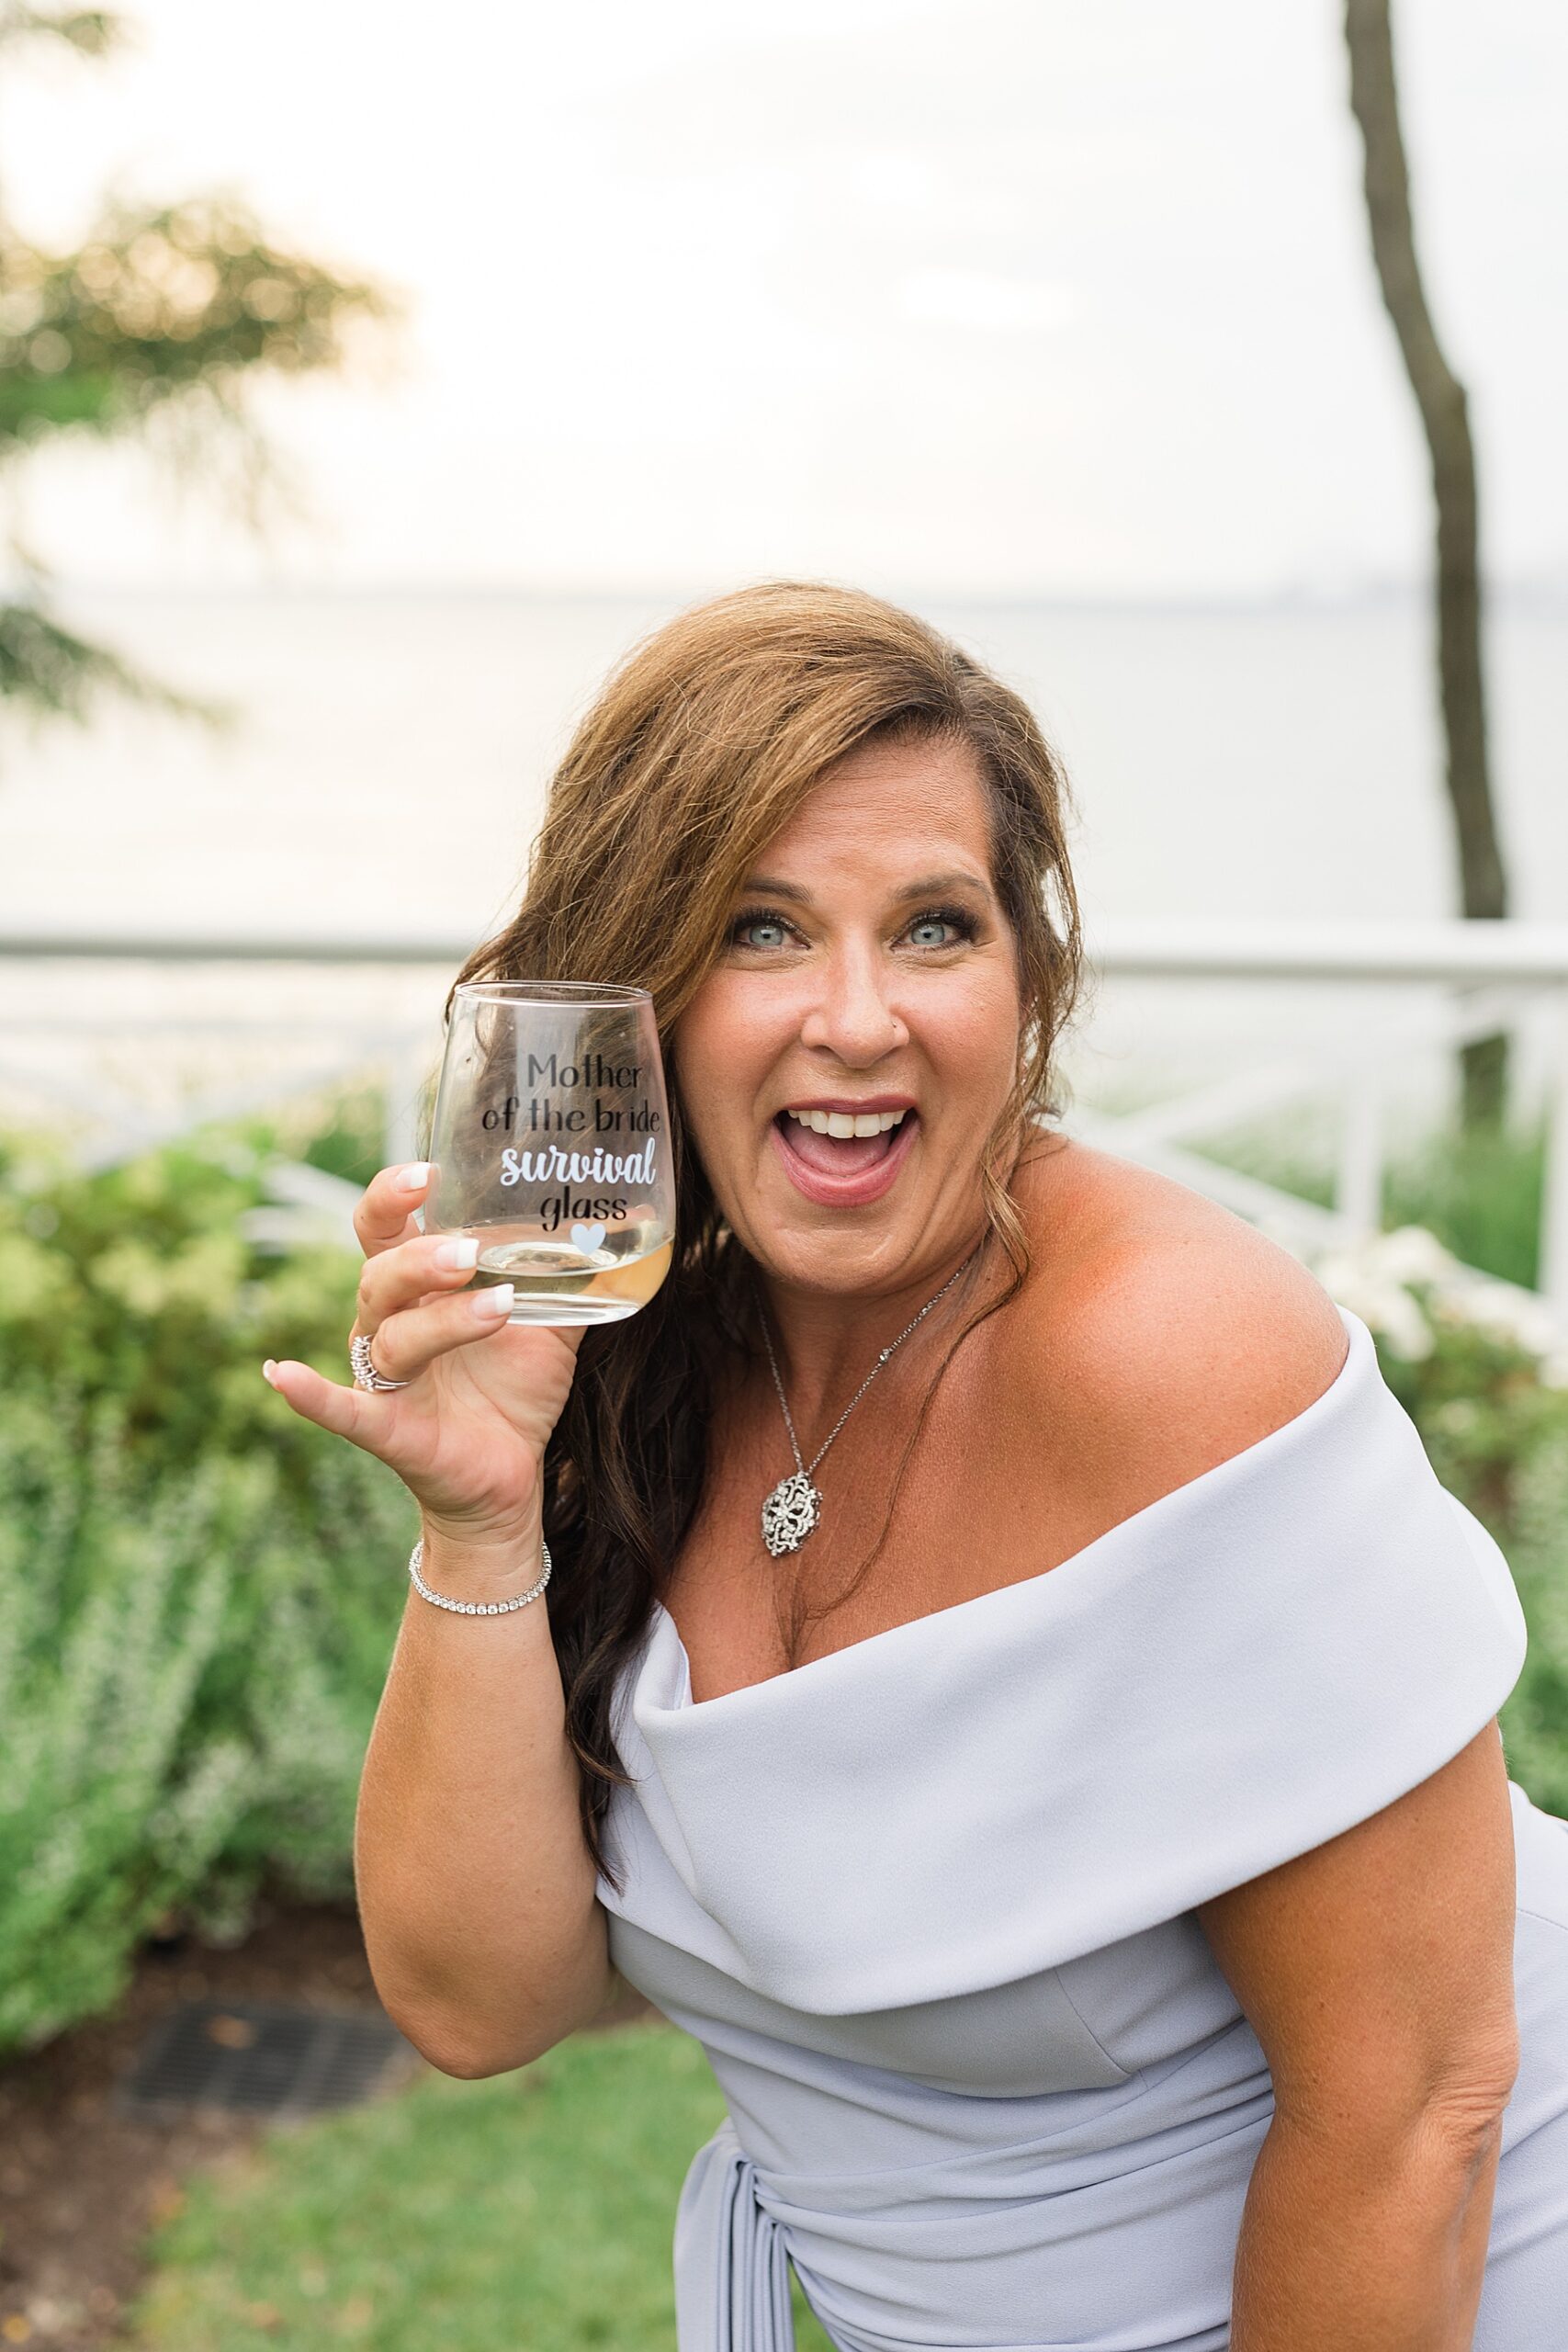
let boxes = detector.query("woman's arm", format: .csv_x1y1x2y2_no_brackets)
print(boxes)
1226,2069,1506,2352
354,1521,615,2078
1046,1231,1521,2349
1196,1718,1519,2351
265,1161,616,2079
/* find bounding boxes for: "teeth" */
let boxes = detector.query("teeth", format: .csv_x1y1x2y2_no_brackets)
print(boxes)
786,1107,908,1136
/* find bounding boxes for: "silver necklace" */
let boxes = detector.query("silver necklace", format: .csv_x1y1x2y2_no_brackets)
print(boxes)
756,1248,980,1558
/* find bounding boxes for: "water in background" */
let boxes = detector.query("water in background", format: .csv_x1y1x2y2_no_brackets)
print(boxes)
2,587,1564,1151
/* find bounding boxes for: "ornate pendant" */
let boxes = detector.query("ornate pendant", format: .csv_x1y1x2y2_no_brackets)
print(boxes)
761,1471,822,1557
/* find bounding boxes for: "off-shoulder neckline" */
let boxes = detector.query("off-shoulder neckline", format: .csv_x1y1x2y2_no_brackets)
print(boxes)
649,1301,1368,1713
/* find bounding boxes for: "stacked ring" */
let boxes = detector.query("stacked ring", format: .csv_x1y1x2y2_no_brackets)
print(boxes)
350,1331,412,1391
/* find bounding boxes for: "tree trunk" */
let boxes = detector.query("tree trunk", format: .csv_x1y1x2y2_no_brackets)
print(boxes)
1343,0,1510,1127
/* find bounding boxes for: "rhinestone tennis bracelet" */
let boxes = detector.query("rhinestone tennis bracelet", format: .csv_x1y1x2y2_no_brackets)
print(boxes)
407,1534,552,1615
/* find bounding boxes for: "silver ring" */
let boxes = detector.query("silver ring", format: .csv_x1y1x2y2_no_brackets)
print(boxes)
351,1331,412,1391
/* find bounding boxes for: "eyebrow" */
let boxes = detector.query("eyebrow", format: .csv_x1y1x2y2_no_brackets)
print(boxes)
739,868,993,907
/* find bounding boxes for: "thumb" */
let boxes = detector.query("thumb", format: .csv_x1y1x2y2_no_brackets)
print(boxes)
262,1357,395,1454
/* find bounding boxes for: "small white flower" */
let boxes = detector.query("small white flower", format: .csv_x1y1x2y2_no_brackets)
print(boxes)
1450,1279,1560,1358
1371,1225,1461,1287
1309,1220,1567,1366
1315,1265,1435,1359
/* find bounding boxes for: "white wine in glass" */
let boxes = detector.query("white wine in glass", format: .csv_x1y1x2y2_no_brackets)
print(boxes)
423,981,674,1327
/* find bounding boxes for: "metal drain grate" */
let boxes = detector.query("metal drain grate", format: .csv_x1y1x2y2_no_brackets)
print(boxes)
117,2000,417,2120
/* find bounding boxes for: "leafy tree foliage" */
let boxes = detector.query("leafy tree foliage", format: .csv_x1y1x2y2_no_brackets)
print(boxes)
0,6,394,736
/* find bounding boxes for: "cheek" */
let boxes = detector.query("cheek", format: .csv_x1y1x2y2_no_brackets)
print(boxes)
913,968,1022,1099
671,974,793,1138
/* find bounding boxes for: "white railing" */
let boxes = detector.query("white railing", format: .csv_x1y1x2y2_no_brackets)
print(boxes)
4,919,1567,1333
1069,920,1568,1332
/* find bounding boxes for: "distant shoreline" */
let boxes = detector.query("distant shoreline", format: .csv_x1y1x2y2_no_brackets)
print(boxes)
23,580,1568,618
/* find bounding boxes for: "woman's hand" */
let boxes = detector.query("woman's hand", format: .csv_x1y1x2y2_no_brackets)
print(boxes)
261,1160,584,1551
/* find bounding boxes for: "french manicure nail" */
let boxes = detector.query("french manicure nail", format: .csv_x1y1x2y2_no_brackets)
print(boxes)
434,1237,479,1270
473,1284,513,1317
262,1359,279,1386
396,1161,431,1192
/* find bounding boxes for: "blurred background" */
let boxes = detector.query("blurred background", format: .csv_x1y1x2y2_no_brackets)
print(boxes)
2,5,1566,2347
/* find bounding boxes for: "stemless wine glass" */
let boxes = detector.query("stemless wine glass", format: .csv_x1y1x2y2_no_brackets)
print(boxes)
422,981,674,1326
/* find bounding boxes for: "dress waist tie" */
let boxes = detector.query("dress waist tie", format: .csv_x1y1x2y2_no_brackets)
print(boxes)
674,2116,795,2351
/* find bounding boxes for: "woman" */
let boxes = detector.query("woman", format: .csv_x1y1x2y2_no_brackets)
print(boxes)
264,583,1568,2351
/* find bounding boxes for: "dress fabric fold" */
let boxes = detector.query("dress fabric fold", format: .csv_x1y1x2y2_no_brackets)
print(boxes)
596,1305,1568,2349
673,2116,794,2352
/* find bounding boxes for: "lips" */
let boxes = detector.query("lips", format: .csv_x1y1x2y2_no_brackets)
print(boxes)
770,1105,919,1208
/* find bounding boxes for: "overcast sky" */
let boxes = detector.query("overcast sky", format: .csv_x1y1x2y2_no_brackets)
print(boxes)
2,0,1563,598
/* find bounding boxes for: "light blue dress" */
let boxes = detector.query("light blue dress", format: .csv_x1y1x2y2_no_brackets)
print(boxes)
596,1305,1568,2349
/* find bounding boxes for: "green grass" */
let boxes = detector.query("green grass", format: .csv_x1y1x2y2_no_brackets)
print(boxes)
1178,1103,1547,1289
130,2020,839,2352
1382,1115,1547,1292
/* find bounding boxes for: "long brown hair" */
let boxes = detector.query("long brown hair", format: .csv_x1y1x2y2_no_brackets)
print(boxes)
445,582,1084,1883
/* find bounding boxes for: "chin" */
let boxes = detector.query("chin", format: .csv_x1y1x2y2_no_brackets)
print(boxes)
741,1192,933,1291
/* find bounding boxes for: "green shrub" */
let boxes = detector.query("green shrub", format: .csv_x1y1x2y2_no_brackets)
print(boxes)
0,1125,379,1498
0,1380,414,2051
1302,1224,1568,1816
1493,1429,1568,1818
0,1123,415,2054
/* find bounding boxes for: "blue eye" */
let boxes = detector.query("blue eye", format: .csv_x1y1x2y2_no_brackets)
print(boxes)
730,910,795,951
906,906,977,949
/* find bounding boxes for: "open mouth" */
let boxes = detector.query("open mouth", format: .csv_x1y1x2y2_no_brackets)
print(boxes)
770,1102,919,1205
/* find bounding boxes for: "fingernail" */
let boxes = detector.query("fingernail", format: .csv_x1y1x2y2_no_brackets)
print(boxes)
473,1283,513,1317
434,1237,479,1270
262,1359,279,1386
396,1161,431,1192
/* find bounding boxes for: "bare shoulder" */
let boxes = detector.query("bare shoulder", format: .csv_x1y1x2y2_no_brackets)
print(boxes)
1006,1135,1351,1502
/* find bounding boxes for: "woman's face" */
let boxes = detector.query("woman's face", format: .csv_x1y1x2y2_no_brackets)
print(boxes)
674,730,1023,1298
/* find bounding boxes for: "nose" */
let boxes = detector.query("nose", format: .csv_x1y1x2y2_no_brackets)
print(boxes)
797,939,909,1065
